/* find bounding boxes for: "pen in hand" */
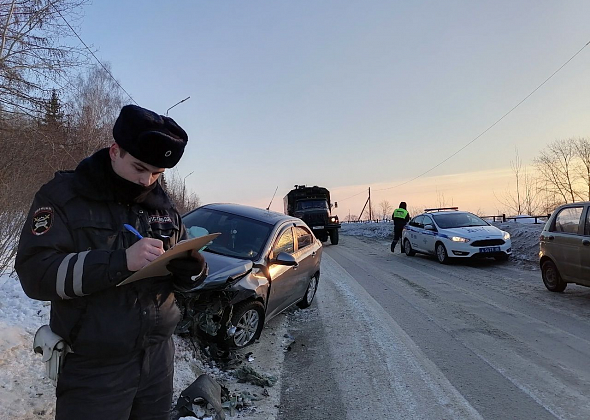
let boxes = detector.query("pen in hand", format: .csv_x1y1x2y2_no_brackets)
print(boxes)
124,224,165,271
124,224,144,239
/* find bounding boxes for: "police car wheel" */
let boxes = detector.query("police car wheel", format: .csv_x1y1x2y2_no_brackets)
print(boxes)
436,243,450,264
404,239,416,256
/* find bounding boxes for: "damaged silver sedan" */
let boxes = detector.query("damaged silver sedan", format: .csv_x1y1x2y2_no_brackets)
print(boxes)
176,203,323,348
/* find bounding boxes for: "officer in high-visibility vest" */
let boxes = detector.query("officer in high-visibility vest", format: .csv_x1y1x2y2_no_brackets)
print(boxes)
391,202,410,253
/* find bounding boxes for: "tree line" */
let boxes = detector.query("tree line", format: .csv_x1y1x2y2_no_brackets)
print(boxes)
0,0,199,274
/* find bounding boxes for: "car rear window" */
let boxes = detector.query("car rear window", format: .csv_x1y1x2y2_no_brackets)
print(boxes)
552,207,583,234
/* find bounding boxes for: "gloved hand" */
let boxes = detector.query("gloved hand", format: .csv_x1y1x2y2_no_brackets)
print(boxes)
167,250,208,292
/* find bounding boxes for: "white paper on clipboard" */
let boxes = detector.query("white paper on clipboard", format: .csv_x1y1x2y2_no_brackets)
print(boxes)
117,233,220,286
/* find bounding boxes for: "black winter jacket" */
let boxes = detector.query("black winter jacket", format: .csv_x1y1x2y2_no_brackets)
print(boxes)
16,149,186,358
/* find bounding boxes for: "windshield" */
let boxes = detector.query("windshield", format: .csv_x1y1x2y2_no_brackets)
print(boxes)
182,208,272,260
295,200,329,211
432,212,489,229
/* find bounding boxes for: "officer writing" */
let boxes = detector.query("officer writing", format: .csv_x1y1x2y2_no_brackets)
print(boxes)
16,105,207,420
391,201,410,253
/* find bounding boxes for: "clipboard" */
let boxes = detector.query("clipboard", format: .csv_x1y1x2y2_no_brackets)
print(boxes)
117,233,220,286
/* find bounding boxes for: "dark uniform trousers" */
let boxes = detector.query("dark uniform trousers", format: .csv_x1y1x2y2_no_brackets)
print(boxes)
56,337,175,420
391,225,405,253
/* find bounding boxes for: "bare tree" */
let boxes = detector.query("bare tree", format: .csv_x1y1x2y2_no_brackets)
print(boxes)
407,206,422,219
573,137,590,201
0,0,88,110
496,149,542,215
344,214,358,222
378,200,393,220
69,63,127,159
535,139,580,203
161,170,201,216
435,189,453,208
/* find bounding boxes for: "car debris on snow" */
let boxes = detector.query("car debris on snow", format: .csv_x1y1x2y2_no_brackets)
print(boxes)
235,365,278,387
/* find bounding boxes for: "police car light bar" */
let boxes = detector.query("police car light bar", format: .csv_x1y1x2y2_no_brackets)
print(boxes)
424,207,459,212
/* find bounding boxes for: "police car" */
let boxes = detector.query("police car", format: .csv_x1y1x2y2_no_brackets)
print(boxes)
401,207,512,264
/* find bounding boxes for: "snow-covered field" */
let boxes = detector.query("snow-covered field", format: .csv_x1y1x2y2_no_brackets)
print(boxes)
0,220,543,420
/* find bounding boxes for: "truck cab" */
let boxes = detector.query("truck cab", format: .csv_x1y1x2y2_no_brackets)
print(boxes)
284,185,341,245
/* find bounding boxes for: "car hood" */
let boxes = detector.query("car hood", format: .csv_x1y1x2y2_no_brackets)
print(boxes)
442,225,504,239
199,252,254,289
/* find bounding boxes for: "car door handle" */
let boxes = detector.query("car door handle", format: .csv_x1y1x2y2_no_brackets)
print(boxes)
583,239,590,246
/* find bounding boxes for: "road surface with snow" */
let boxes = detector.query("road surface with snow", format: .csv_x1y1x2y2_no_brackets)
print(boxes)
278,234,590,420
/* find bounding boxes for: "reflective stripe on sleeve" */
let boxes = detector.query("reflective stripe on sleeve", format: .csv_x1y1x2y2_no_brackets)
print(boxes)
72,251,89,297
56,253,76,299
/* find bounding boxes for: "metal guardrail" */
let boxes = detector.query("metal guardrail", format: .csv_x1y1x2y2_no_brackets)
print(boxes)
344,214,551,224
482,214,550,224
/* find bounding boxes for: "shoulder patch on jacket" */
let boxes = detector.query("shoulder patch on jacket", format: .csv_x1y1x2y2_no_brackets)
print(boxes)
32,207,53,235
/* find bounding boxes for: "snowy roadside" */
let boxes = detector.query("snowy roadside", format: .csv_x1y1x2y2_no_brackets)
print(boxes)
0,272,288,420
0,219,545,419
341,220,543,267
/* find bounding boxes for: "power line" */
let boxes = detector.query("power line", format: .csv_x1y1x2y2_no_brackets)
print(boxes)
373,38,590,193
339,189,367,202
49,1,138,105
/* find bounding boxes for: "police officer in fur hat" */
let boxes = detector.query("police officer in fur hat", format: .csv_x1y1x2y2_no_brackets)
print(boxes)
16,104,206,419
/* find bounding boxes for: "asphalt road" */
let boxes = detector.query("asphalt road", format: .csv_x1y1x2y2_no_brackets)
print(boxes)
277,235,590,420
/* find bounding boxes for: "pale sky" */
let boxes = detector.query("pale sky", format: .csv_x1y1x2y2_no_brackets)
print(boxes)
77,1,590,216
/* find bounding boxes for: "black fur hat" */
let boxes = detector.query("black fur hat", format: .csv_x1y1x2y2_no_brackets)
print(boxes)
113,105,188,168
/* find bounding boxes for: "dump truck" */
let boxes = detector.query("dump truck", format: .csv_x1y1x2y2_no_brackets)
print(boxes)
284,185,341,245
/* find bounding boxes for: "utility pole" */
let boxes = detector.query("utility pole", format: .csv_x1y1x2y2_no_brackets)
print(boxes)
368,187,372,221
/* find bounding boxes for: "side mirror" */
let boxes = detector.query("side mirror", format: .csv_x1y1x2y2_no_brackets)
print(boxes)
424,224,436,231
273,252,298,266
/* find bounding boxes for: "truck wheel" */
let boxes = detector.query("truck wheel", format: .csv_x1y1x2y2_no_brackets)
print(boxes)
330,229,339,245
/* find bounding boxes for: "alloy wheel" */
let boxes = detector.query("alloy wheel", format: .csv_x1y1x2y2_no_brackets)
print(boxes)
233,309,260,347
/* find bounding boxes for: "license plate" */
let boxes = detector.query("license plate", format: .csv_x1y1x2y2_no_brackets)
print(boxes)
479,246,501,253
312,226,324,230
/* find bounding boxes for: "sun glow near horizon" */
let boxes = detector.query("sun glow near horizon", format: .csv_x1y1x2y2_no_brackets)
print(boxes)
240,166,522,218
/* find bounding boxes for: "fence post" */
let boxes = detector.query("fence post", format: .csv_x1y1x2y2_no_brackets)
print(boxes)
502,213,506,222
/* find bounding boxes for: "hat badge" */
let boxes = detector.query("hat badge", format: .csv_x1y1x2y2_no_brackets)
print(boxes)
165,150,172,157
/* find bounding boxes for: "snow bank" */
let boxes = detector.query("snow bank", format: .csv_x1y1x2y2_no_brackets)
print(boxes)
0,274,53,420
0,273,281,420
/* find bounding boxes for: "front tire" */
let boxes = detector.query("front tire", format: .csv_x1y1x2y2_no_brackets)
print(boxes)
330,229,339,245
404,239,416,256
298,274,319,308
224,301,265,348
436,243,450,264
542,260,567,292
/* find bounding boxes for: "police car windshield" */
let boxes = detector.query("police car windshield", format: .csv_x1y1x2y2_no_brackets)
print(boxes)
182,208,272,260
296,200,328,211
432,213,488,229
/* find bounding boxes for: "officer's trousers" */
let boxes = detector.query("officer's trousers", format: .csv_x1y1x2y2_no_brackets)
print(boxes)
391,226,405,253
56,337,174,420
